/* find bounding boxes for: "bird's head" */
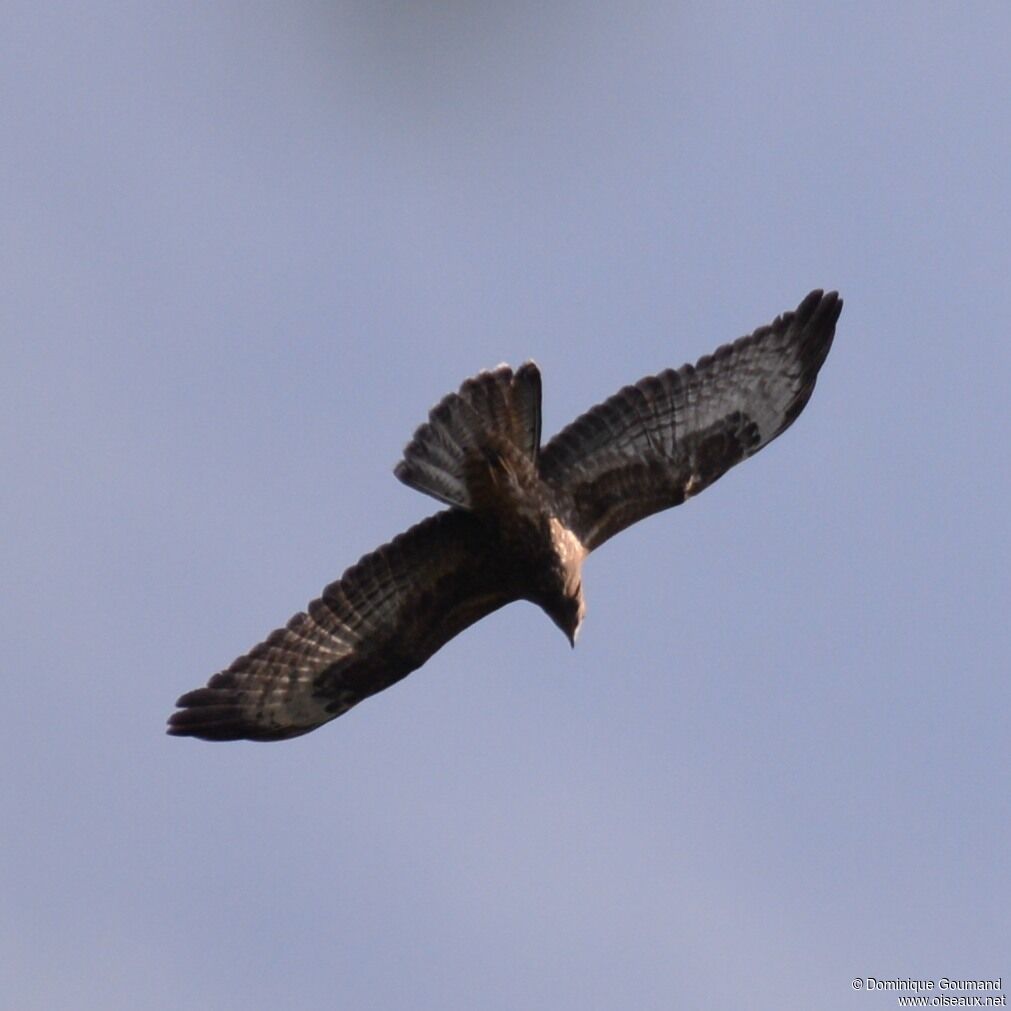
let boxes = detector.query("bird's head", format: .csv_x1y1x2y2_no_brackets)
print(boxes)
540,517,588,647
544,580,586,648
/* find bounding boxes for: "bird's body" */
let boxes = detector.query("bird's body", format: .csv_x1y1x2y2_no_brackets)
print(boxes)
168,289,842,742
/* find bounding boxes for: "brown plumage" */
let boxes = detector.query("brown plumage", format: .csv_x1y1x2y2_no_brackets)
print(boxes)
168,289,842,742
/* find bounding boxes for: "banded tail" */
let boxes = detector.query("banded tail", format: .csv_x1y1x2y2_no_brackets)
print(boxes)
395,362,543,509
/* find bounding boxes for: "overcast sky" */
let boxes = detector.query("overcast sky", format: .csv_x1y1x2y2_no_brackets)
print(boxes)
2,4,1009,1009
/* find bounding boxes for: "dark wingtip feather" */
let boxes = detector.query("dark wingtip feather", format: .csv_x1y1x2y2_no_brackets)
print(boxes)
515,359,541,381
775,289,842,428
774,289,842,337
794,288,843,370
166,707,300,742
798,288,842,326
166,704,248,741
167,688,299,742
167,687,245,740
392,458,412,487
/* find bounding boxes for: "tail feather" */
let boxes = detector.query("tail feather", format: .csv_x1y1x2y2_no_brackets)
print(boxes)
395,361,542,508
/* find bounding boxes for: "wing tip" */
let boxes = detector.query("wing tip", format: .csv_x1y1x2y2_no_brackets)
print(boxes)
167,690,245,740
797,287,843,359
783,288,842,329
515,359,541,381
797,288,843,329
166,709,307,742
167,687,310,742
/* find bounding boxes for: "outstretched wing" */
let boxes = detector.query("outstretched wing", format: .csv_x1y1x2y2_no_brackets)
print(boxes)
539,290,842,551
167,510,517,741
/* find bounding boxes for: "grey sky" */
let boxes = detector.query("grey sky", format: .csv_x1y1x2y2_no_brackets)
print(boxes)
2,4,1009,1009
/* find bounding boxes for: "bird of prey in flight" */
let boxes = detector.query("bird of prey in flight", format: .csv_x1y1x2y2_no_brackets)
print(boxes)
168,289,842,742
